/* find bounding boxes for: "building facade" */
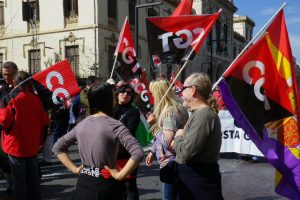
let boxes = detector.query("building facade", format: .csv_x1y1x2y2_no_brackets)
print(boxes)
0,0,179,78
0,0,255,83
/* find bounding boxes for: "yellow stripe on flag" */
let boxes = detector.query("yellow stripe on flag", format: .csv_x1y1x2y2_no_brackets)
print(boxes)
266,34,297,113
290,147,300,159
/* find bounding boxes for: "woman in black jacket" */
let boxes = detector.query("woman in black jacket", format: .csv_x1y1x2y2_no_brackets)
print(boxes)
114,81,141,200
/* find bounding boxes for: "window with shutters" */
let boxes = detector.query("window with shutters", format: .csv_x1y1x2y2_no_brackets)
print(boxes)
22,0,40,32
63,0,78,25
108,0,117,25
0,1,4,26
28,49,41,75
22,0,39,23
65,45,79,76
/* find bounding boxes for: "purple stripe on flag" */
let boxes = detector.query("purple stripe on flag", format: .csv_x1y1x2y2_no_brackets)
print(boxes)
218,79,262,148
219,79,300,199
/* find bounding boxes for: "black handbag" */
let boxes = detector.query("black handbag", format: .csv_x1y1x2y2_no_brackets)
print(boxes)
160,160,177,184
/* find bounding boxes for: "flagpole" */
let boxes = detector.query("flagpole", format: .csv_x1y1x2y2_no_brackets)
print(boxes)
212,2,286,90
109,56,118,79
153,59,189,115
109,17,128,80
9,76,33,95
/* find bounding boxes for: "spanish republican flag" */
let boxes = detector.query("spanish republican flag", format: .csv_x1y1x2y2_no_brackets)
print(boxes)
266,10,300,199
218,31,300,199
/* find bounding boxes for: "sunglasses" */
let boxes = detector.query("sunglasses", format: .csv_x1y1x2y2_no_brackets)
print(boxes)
118,88,134,96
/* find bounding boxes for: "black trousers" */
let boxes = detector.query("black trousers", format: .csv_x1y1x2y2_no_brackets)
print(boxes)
0,137,10,173
176,162,224,200
72,173,122,200
121,178,139,200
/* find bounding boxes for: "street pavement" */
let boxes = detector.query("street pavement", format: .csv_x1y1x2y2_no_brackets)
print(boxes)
0,145,288,200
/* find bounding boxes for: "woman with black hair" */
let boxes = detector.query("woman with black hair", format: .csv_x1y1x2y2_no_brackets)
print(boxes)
52,82,144,200
114,81,141,200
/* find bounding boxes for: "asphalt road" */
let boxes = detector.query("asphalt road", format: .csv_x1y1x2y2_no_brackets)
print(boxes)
0,146,288,200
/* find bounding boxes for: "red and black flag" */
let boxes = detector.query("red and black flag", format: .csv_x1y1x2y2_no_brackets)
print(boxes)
218,33,300,199
32,60,81,110
114,17,141,81
130,69,153,116
170,70,183,96
146,11,220,64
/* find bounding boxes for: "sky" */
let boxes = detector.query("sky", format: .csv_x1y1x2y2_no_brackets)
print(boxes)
234,0,300,63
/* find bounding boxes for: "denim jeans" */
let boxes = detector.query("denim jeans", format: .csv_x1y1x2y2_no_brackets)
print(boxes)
52,120,69,144
162,182,177,200
8,155,41,200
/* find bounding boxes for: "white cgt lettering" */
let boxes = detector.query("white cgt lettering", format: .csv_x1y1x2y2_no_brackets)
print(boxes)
121,38,140,73
158,27,205,53
46,71,70,105
242,60,270,110
131,81,151,108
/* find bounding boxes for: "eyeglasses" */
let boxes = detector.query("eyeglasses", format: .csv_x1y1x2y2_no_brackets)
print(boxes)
180,85,196,93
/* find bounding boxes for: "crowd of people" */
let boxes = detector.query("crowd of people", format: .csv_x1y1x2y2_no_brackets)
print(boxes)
0,60,225,200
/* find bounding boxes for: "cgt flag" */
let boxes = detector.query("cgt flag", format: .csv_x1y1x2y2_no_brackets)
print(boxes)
130,69,153,116
170,70,183,96
32,60,81,110
132,71,153,147
146,11,220,65
218,34,300,199
114,17,141,81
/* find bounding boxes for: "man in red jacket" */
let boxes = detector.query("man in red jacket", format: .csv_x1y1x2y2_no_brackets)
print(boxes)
0,71,49,200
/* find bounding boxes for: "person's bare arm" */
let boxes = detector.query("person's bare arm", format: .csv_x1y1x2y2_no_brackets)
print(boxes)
56,152,83,174
104,158,139,181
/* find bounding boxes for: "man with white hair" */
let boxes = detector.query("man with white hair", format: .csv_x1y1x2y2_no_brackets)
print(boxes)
173,73,223,200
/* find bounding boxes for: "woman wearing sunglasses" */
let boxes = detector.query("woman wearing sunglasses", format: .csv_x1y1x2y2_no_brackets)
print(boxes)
114,81,141,200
